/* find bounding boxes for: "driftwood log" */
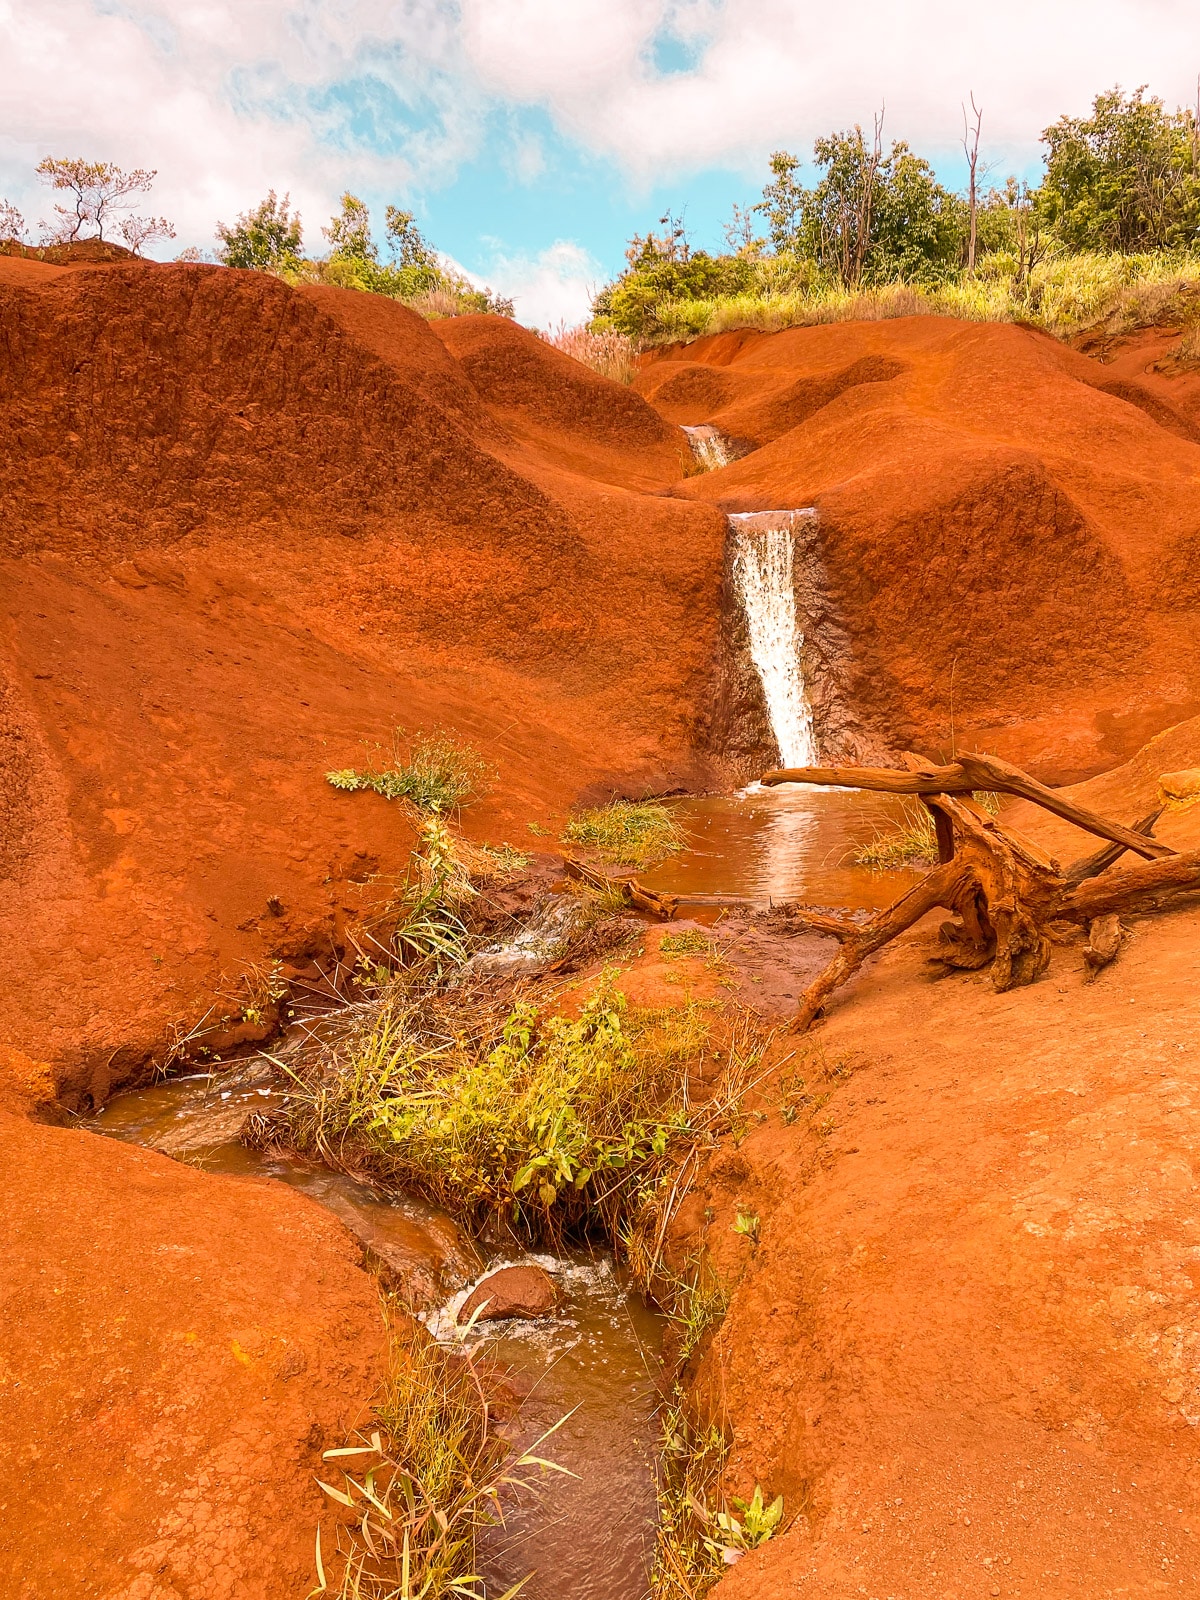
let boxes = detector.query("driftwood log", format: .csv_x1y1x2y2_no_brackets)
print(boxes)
763,752,1200,1032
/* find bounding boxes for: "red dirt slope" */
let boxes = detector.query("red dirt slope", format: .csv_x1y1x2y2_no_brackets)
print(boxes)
639,318,1200,781
672,720,1200,1600
0,1109,385,1599
0,259,729,1095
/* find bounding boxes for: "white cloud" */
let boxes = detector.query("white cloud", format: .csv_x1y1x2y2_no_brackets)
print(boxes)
2,0,1198,263
451,239,603,328
459,0,1200,178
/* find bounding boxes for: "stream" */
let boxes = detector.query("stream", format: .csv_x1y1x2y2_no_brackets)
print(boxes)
87,504,914,1598
89,1071,665,1600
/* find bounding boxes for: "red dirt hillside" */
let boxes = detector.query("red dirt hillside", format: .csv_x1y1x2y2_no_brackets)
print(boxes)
671,718,1200,1600
0,258,730,1097
638,318,1200,781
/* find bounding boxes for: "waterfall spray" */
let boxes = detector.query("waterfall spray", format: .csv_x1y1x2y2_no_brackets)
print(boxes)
729,510,818,768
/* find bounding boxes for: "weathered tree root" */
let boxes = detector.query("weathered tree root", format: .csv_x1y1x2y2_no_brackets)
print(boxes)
766,752,1200,1032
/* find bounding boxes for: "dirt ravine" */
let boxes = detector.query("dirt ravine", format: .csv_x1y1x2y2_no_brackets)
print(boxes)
4,252,1200,1598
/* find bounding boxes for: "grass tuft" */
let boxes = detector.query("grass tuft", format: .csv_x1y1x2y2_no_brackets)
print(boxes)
563,800,687,868
315,1310,552,1599
327,728,495,814
658,929,715,961
853,792,1001,870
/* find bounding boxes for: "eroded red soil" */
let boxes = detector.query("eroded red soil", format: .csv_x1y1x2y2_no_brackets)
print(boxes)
4,258,1200,1599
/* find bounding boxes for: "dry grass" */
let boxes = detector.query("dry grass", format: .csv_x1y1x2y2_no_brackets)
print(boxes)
541,320,638,384
853,792,1001,871
635,251,1200,350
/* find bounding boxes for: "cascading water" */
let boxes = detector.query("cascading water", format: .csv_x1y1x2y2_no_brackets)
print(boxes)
729,509,819,768
681,423,733,471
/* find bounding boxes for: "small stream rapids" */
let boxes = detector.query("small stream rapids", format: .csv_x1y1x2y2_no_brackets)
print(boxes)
729,509,819,768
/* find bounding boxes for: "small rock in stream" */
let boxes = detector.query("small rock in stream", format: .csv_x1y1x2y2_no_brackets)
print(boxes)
458,1264,560,1324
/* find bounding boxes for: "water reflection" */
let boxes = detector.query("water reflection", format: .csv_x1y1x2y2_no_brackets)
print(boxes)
646,786,924,908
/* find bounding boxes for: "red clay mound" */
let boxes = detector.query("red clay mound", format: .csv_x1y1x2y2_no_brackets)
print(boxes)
0,1108,385,1598
433,313,687,489
639,317,1200,779
0,259,731,1093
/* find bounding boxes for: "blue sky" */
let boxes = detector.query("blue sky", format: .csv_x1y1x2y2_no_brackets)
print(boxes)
3,1,1199,324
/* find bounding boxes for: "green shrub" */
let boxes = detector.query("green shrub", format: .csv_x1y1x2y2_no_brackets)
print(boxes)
281,977,711,1240
563,799,686,867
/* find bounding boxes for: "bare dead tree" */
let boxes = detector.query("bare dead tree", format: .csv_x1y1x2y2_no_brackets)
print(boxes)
119,214,176,256
846,108,886,288
962,93,983,271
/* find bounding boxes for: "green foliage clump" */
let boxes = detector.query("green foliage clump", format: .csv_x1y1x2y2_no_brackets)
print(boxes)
215,189,302,270
1042,86,1200,252
282,976,712,1239
215,188,514,317
590,84,1200,350
327,728,495,814
563,799,686,867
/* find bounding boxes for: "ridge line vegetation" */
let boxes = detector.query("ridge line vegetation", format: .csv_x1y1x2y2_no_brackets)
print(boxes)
588,85,1200,354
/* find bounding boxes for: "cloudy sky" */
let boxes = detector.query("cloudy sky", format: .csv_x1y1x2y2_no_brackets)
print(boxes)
2,1,1199,325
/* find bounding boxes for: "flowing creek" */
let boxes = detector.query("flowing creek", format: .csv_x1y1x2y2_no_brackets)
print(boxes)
89,1072,665,1600
86,504,915,1596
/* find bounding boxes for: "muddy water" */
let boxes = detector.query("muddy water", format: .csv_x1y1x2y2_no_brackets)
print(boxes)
646,785,924,909
89,1076,666,1600
429,1258,664,1600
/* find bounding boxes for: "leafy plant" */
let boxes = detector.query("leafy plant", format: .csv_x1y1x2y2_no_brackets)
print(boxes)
563,800,686,868
327,729,495,814
280,977,710,1240
313,1311,561,1599
731,1212,760,1244
705,1485,785,1562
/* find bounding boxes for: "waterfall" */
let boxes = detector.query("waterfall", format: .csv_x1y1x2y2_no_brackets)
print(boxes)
682,424,733,471
729,510,818,768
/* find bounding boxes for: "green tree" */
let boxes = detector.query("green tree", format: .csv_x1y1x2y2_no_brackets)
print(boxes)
758,122,964,286
1040,86,1200,251
323,192,375,260
591,214,755,339
385,206,434,269
215,190,303,270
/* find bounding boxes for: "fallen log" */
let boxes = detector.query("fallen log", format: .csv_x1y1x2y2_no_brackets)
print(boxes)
762,750,1176,861
562,857,679,920
1054,847,1200,923
761,754,1197,1032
